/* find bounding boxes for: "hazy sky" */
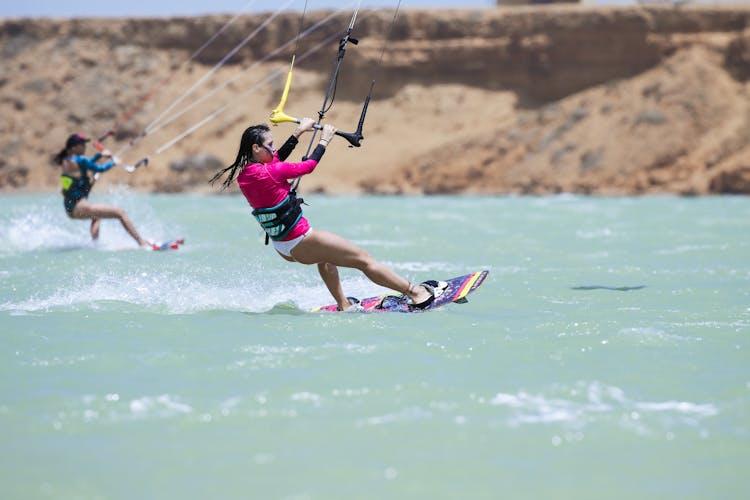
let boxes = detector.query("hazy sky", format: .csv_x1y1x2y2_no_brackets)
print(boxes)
3,0,490,18
0,0,658,19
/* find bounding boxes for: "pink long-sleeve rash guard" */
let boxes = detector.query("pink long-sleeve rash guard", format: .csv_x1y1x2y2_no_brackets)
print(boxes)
237,152,318,240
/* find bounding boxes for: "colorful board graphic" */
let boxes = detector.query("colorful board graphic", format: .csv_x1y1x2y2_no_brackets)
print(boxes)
312,270,489,313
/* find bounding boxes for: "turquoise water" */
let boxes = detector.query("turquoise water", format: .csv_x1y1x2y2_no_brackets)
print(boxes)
1,193,748,499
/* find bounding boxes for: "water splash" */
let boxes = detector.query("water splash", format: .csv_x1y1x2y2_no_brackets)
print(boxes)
2,208,90,252
0,195,179,252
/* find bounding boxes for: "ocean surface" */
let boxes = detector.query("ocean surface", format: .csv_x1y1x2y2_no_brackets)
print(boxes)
1,192,748,499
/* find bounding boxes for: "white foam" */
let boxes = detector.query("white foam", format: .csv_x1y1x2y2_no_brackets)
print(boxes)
635,401,718,417
576,227,614,239
290,392,322,406
486,381,719,431
656,244,725,256
358,406,433,427
1,265,337,314
128,394,193,419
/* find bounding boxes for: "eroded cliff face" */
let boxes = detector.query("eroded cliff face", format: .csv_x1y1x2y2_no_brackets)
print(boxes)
1,4,749,195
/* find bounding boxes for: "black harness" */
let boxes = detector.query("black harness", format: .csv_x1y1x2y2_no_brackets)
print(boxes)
60,162,92,214
251,190,304,245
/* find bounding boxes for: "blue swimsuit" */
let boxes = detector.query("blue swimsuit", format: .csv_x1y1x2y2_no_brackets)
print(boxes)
60,154,115,214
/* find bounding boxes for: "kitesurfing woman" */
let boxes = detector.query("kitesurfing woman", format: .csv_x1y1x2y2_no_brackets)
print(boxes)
54,133,150,248
211,119,438,311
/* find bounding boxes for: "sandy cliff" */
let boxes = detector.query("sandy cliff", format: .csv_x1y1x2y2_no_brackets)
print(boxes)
1,4,750,195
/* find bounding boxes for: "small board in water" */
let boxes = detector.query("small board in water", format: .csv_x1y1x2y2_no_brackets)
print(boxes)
312,270,489,313
151,238,185,251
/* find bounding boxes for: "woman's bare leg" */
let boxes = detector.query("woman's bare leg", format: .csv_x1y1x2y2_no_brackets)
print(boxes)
291,230,431,304
71,200,149,247
90,218,100,240
277,248,349,310
317,262,349,310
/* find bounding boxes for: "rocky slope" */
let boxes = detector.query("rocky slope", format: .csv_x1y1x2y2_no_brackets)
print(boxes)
2,4,750,195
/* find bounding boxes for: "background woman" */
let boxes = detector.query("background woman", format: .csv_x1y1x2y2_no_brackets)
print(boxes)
54,133,149,248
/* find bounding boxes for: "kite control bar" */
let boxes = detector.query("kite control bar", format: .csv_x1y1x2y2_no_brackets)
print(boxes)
269,18,369,150
270,108,363,148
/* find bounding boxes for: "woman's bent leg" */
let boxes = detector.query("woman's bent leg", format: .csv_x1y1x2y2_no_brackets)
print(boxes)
291,230,431,304
72,200,148,247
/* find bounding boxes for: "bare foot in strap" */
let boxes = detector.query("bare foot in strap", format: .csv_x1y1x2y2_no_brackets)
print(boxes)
337,297,364,312
406,282,434,310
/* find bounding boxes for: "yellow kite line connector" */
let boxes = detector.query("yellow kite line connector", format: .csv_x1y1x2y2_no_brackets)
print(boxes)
269,56,301,125
267,53,364,149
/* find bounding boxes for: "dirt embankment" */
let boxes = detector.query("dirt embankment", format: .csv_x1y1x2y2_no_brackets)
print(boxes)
2,4,750,195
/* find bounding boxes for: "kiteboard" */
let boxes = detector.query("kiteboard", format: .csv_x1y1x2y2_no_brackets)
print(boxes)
312,270,489,313
150,238,185,251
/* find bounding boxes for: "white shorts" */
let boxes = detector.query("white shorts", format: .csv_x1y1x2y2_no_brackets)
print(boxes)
272,228,311,257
